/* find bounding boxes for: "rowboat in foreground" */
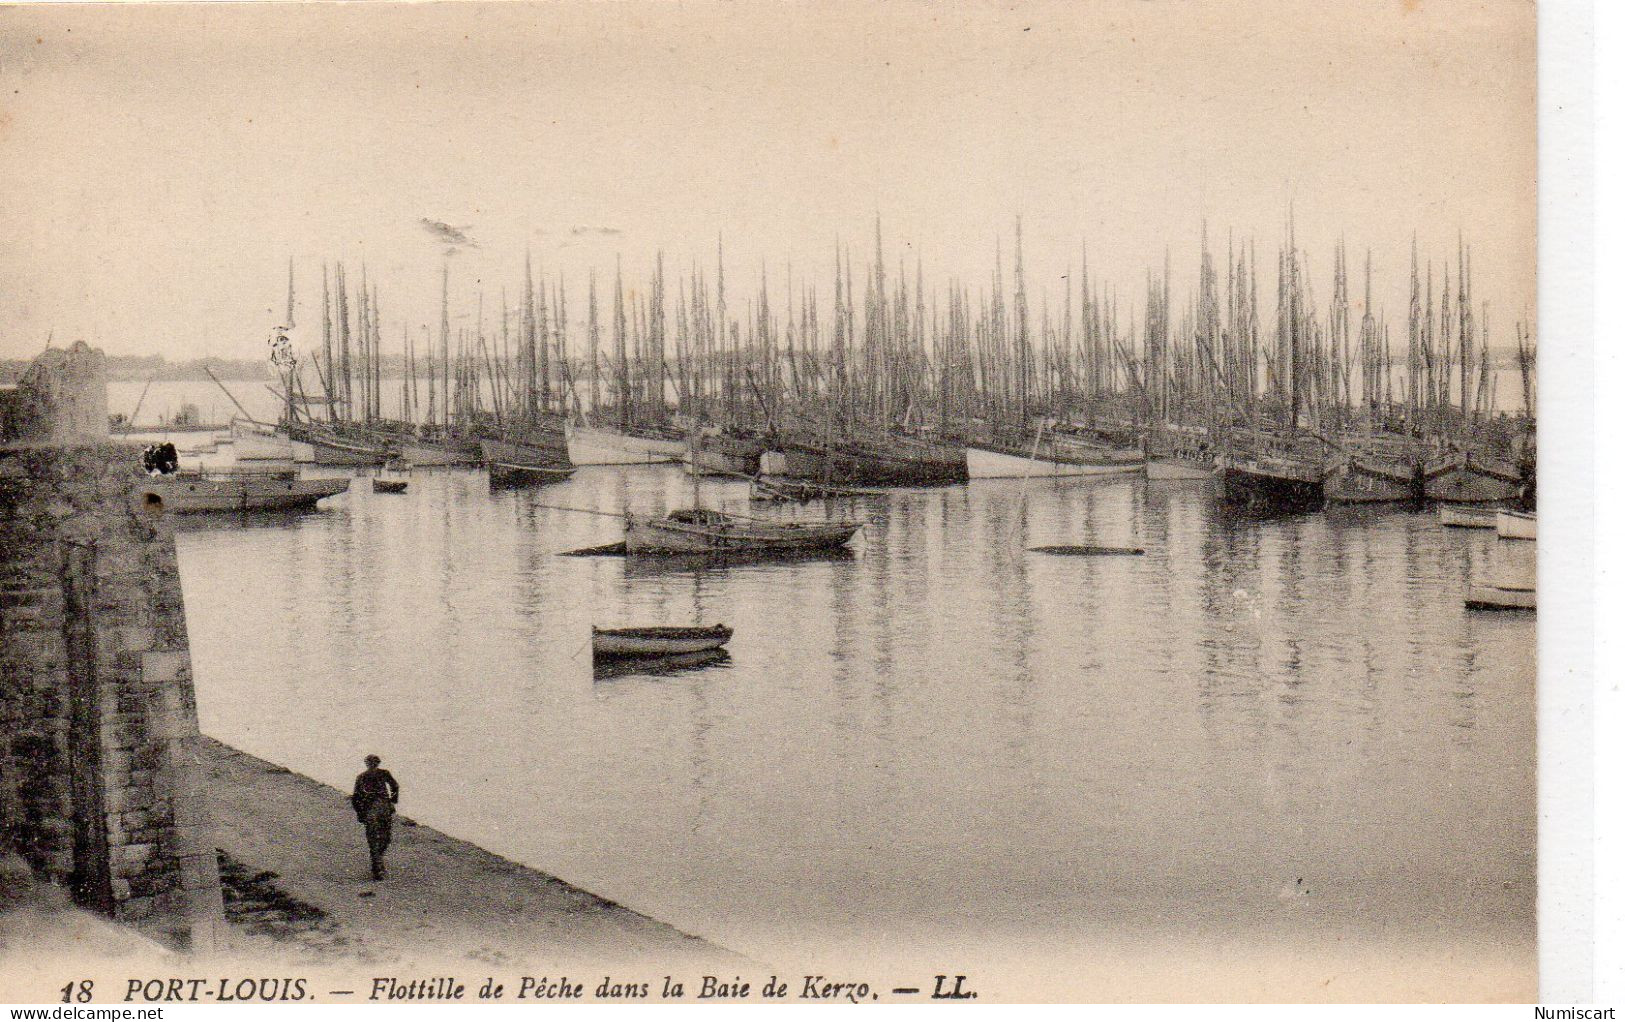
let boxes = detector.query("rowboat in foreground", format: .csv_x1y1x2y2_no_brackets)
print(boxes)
592,624,733,659
624,507,864,555
1465,583,1535,611
1496,510,1536,541
1439,505,1499,528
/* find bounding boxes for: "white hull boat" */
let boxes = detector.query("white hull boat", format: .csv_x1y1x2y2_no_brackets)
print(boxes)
567,424,686,466
966,442,1142,479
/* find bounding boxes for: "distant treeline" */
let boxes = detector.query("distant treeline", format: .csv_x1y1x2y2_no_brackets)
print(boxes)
0,354,273,384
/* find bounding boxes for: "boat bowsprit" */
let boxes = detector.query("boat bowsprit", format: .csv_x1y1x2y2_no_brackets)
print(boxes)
592,624,733,659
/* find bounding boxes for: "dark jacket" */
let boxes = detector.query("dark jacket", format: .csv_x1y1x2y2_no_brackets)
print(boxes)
351,767,399,818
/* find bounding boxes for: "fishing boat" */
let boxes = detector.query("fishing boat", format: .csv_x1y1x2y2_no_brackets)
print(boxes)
135,467,349,513
762,435,967,487
227,418,297,462
1217,454,1326,512
1495,510,1536,541
286,422,392,466
1465,582,1535,611
750,476,867,502
482,438,576,487
1438,505,1499,528
1324,453,1422,504
591,624,733,659
1145,457,1214,481
624,507,864,555
394,431,483,467
683,432,766,476
1424,450,1522,504
965,430,1143,479
566,422,687,466
481,434,575,484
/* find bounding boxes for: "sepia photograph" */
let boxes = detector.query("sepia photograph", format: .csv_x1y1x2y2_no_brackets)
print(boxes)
0,0,1552,1005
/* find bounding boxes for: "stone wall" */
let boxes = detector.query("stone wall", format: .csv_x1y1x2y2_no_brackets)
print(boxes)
0,342,108,446
0,345,222,950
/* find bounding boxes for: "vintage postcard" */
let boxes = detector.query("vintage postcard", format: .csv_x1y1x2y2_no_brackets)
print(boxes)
0,0,1554,1006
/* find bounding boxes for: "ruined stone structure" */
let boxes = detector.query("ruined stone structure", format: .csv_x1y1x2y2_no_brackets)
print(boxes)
0,344,224,949
0,341,110,445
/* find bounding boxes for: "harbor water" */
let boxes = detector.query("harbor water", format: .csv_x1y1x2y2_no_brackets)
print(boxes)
169,445,1536,994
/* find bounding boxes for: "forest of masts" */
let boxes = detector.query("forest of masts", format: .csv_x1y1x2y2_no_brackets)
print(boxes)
294,216,1534,448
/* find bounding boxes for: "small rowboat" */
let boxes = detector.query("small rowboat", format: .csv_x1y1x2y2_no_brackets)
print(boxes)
488,462,576,488
592,624,733,659
372,478,408,494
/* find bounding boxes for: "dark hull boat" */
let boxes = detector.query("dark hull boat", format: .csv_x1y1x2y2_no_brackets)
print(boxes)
481,438,576,487
684,432,766,476
1219,457,1326,512
287,424,392,466
1324,454,1422,504
762,436,967,487
1424,451,1522,504
592,624,733,658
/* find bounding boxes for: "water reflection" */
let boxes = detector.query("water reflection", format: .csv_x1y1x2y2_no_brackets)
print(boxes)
178,462,1535,974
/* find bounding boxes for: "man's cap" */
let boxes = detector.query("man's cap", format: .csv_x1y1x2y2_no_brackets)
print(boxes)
365,754,381,766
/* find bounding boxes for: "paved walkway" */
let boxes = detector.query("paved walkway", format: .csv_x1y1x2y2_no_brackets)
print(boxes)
201,737,745,975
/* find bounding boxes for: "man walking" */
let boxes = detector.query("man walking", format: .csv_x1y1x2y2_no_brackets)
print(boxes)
351,755,400,880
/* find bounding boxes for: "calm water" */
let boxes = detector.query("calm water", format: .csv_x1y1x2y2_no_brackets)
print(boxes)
172,447,1536,992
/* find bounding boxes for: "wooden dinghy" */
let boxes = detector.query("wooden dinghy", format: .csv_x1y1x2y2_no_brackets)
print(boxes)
592,624,734,659
372,479,408,494
624,507,864,555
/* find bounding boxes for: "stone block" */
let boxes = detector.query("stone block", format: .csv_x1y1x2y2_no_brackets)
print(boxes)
140,650,185,685
119,895,154,922
113,842,155,866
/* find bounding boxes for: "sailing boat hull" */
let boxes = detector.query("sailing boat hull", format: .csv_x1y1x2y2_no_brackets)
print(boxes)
480,438,575,486
1145,458,1215,480
763,442,966,487
682,435,765,476
566,424,686,466
1325,457,1420,504
1424,454,1521,504
1219,461,1325,512
397,438,482,467
965,442,1142,479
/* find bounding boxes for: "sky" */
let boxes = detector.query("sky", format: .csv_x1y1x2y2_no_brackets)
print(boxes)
0,0,1536,363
